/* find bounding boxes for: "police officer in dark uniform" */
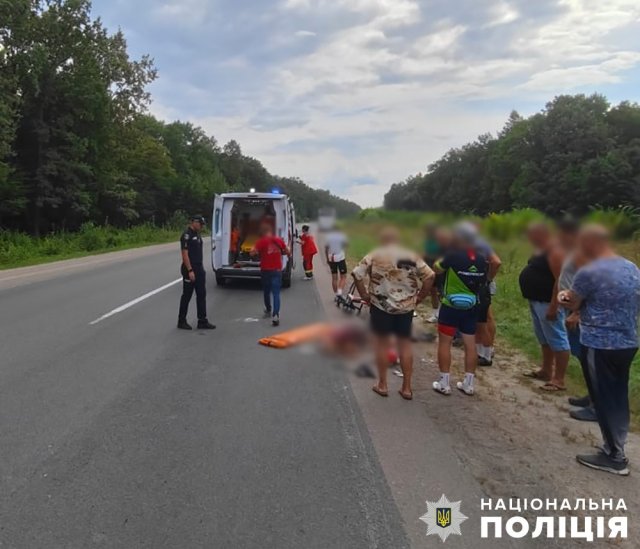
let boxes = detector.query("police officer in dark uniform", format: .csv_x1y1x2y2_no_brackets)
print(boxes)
177,215,215,330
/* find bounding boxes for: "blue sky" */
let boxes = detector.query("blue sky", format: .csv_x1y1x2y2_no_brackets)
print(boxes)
92,0,640,207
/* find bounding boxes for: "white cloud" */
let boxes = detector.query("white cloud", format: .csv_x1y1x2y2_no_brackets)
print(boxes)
520,52,640,91
511,0,640,94
283,0,420,26
485,1,519,27
152,0,211,25
144,0,640,206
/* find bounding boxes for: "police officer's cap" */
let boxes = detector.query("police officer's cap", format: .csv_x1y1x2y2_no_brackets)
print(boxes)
190,215,206,224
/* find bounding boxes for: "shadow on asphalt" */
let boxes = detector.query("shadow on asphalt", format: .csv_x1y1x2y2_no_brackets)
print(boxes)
215,278,262,291
214,277,296,292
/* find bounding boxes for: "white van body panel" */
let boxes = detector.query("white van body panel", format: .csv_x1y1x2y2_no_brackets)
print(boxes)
211,194,224,270
211,192,296,285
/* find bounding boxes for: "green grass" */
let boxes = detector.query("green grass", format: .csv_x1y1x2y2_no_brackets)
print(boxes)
342,212,640,427
0,223,182,270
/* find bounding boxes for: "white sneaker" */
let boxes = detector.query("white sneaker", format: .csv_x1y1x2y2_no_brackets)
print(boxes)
432,381,451,395
457,380,475,396
392,366,404,378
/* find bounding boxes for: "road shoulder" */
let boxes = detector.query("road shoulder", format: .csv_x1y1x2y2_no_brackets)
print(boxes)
0,242,177,291
311,241,514,549
312,229,639,548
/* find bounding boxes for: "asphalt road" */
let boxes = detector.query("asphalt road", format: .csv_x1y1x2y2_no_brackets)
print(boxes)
0,243,409,548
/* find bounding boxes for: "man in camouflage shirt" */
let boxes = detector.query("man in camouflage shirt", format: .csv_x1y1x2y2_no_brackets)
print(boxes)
352,227,434,400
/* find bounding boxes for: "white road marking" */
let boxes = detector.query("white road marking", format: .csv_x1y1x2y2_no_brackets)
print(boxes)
90,278,182,325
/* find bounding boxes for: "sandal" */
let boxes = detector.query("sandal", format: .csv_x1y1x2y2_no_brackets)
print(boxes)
524,370,551,381
372,386,389,397
398,390,413,401
541,382,566,392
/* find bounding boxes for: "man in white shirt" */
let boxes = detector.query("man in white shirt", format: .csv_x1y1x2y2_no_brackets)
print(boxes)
325,229,348,298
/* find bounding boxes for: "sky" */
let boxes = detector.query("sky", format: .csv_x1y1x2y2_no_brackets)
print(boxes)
91,0,640,207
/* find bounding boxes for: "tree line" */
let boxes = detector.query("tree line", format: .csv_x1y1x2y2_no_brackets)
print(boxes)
0,1,359,236
384,94,640,217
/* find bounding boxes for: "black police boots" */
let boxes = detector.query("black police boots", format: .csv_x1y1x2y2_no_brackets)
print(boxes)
197,320,216,330
177,320,192,330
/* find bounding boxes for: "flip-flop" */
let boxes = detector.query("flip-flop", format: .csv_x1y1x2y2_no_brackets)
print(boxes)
541,383,567,392
524,370,551,381
398,390,413,401
372,386,389,397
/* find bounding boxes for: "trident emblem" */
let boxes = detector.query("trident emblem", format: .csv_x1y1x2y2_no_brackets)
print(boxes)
437,508,452,528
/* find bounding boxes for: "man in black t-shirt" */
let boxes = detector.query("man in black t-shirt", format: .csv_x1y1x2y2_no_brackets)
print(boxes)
519,223,570,391
177,215,215,330
432,224,488,396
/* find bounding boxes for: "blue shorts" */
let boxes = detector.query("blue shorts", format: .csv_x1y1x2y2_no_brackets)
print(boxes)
529,301,570,352
438,304,478,336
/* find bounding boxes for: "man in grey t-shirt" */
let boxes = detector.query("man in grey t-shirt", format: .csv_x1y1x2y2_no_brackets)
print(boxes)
325,230,348,300
560,225,640,476
557,218,597,422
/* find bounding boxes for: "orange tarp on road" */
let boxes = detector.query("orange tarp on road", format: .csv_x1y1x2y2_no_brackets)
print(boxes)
259,323,330,349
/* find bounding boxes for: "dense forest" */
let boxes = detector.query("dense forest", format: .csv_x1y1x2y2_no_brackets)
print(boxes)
384,95,640,217
0,0,359,236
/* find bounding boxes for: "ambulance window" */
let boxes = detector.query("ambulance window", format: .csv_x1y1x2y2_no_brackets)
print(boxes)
214,208,221,234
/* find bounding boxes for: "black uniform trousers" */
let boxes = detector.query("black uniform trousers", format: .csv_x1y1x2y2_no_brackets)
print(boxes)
178,264,207,322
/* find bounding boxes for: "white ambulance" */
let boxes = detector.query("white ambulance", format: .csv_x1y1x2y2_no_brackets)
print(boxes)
211,191,297,287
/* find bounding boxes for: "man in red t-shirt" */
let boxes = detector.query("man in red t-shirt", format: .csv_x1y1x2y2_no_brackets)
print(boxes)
251,224,291,326
299,225,318,279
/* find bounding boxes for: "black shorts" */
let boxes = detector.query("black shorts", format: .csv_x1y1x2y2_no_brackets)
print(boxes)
370,305,413,338
438,304,478,336
329,260,347,275
477,285,492,323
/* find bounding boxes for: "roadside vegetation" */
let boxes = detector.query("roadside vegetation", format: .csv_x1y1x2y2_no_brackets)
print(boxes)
0,223,181,269
384,94,640,218
341,208,640,425
0,1,359,240
374,91,640,426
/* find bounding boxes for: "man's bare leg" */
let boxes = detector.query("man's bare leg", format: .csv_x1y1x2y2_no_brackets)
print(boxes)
541,344,554,379
487,306,496,347
438,332,453,373
476,322,489,358
398,337,413,398
338,273,347,294
434,332,453,394
462,333,477,374
458,333,479,395
331,273,338,294
549,350,570,389
475,323,486,346
430,286,440,309
373,334,390,395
